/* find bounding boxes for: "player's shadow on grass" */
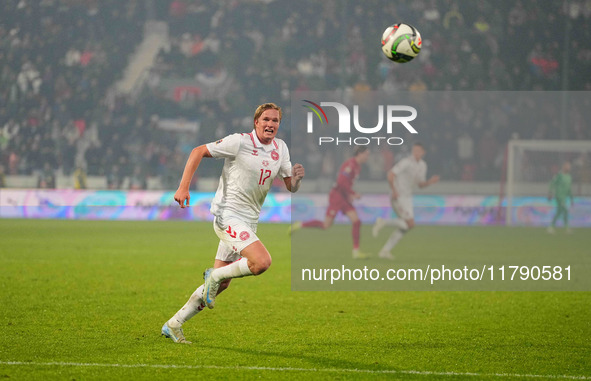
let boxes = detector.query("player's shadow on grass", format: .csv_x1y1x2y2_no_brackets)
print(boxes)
206,343,389,371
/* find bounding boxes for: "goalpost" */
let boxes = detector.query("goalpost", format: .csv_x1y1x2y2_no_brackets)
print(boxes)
504,140,591,226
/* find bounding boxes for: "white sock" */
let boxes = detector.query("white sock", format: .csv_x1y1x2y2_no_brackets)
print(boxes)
168,285,206,328
212,258,253,282
381,230,405,253
384,218,409,230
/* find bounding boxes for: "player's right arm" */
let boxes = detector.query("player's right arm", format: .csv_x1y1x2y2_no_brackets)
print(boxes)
548,174,557,201
387,170,398,200
174,145,212,208
389,158,409,200
175,134,242,208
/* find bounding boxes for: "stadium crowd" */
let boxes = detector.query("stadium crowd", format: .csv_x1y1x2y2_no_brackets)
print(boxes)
1,0,590,188
0,0,144,187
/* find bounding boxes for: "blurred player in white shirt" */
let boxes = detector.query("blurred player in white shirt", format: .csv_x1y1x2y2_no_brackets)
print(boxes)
161,103,305,343
372,143,439,259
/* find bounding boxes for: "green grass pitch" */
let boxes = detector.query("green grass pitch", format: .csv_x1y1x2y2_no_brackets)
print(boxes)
0,219,589,380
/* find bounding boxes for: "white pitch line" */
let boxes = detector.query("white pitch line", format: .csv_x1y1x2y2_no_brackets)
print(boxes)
0,361,589,380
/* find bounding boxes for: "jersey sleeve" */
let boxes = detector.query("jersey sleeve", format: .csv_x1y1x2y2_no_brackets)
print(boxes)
278,141,292,179
206,133,242,159
391,157,409,175
419,163,427,183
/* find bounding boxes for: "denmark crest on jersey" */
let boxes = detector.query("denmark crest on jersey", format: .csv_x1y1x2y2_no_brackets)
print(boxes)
239,231,250,241
271,151,279,161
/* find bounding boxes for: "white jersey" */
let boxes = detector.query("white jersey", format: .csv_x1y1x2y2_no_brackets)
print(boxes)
206,131,292,224
391,155,427,197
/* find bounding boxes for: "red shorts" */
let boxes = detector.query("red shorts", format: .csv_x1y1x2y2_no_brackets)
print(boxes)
326,189,355,217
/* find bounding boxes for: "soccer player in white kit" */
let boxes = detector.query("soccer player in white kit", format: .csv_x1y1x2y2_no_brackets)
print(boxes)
372,143,439,259
161,103,305,343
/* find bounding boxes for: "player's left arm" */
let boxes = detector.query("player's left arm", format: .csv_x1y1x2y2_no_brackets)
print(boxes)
419,175,440,188
417,162,439,188
284,163,305,193
418,165,440,188
280,143,304,193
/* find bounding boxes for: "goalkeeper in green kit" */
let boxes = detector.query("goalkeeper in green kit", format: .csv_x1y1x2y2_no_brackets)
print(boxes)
547,161,574,234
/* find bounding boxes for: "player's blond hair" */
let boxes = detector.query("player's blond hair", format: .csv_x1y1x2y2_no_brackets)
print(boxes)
253,103,282,127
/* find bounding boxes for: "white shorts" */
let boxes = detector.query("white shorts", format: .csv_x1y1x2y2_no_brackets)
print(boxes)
391,196,414,220
213,216,259,262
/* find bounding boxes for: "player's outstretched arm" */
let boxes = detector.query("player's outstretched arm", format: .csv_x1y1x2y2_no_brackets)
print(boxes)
174,145,212,208
284,163,305,193
419,175,440,188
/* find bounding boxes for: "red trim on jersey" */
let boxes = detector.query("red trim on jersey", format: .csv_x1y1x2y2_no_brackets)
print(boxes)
247,132,257,147
249,132,277,150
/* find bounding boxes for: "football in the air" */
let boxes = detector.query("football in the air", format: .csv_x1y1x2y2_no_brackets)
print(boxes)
381,23,422,63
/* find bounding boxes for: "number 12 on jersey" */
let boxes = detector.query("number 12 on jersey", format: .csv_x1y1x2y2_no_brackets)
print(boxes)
259,169,272,185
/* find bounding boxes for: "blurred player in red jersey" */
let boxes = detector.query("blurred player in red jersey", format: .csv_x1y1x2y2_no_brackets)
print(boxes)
291,146,370,259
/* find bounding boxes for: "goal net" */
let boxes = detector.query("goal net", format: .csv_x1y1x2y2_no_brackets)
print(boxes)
504,140,591,226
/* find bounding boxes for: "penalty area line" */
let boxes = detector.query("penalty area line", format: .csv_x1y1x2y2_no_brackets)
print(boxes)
0,361,589,379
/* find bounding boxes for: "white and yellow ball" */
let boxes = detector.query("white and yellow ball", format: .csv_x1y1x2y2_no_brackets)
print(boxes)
381,23,422,63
